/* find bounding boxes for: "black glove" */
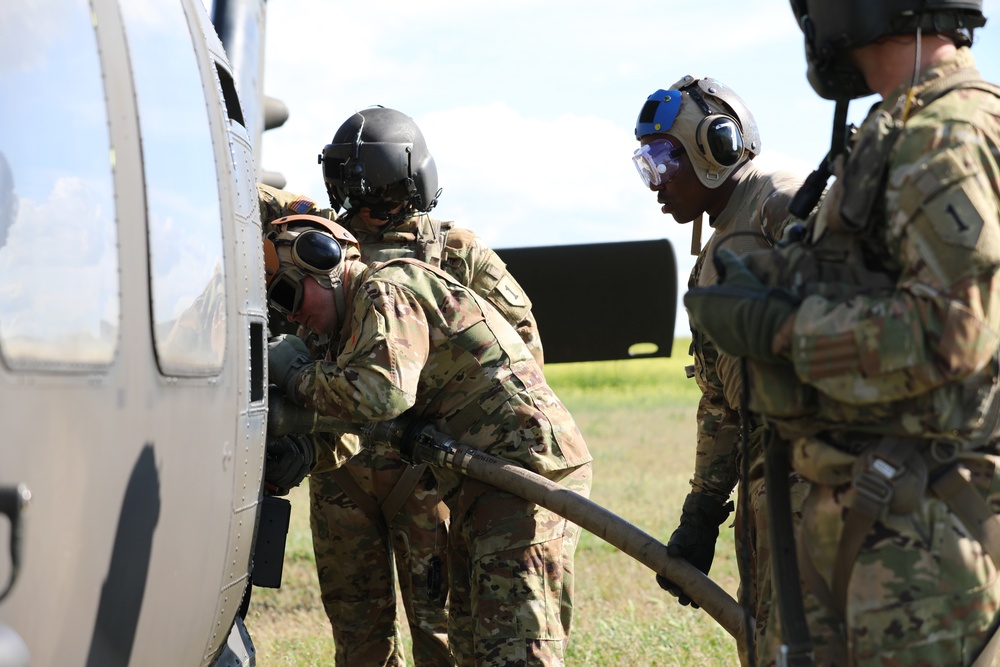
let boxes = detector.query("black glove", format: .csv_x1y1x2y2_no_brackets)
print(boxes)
657,492,734,608
683,248,800,363
264,434,316,496
268,334,313,397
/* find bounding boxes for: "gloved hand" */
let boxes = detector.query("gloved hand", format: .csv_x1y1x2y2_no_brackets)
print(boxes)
683,248,800,363
657,492,734,608
264,434,316,496
268,334,313,397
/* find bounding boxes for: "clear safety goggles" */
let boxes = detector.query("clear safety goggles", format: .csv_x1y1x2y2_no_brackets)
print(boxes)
632,138,685,187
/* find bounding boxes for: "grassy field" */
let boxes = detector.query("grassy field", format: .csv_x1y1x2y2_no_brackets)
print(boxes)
246,338,743,665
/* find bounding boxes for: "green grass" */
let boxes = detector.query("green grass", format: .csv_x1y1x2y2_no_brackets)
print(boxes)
246,338,742,665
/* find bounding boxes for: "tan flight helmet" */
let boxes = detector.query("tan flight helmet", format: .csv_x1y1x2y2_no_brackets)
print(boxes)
263,214,361,320
637,76,762,190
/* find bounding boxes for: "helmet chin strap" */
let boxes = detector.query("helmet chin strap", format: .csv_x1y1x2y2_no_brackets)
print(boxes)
328,263,350,334
690,214,704,256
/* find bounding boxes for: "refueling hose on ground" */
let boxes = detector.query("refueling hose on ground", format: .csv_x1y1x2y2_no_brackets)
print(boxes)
268,390,750,650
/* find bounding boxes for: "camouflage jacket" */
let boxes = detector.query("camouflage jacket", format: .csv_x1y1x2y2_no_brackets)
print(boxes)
756,48,1000,446
257,183,543,366
688,163,802,499
288,258,591,496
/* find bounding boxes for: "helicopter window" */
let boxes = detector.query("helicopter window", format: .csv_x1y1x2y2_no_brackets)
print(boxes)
216,64,247,129
121,0,228,376
0,1,120,371
249,321,265,402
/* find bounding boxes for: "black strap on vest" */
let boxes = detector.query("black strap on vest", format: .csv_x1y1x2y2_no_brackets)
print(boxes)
763,428,816,667
789,99,850,220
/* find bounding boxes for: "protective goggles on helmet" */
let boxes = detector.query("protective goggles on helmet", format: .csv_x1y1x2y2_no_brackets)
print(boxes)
267,268,307,316
264,228,345,316
632,138,685,187
271,228,344,275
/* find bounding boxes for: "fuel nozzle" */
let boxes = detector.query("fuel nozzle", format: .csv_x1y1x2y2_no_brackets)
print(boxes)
267,385,361,438
393,421,462,468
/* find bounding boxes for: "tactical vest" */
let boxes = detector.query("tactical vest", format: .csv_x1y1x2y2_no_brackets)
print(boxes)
746,72,1000,448
353,216,534,332
349,214,453,268
758,75,1000,638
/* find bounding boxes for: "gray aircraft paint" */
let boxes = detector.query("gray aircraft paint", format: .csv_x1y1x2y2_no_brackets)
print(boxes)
0,1,268,665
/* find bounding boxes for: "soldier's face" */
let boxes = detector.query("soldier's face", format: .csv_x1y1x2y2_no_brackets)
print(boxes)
287,275,339,334
642,134,713,225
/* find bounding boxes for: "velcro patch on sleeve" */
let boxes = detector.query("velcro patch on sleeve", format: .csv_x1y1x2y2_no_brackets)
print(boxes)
289,195,316,213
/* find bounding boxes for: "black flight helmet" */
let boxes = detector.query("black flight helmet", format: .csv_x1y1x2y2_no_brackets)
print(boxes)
319,107,440,221
790,0,986,100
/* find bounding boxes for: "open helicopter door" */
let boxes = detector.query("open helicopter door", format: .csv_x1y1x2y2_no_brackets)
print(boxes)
495,239,677,363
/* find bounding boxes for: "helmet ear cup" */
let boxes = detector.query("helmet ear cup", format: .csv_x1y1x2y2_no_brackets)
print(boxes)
696,115,745,168
263,234,281,288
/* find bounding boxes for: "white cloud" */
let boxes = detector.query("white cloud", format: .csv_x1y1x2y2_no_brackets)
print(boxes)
0,0,71,73
259,0,1000,336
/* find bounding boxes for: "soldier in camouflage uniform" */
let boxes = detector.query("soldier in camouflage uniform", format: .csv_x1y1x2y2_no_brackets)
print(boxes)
259,107,544,666
265,214,591,667
633,77,807,666
686,1,1000,664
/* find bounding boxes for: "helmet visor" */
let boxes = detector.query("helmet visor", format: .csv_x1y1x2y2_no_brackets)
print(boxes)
632,138,685,187
321,141,414,190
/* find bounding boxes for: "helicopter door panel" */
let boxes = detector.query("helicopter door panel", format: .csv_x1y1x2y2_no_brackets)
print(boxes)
495,239,678,364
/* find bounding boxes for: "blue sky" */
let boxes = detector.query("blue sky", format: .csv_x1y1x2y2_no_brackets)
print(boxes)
257,0,1000,337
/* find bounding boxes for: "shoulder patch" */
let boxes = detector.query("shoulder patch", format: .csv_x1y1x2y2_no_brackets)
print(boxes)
444,226,477,250
289,195,316,213
494,274,527,308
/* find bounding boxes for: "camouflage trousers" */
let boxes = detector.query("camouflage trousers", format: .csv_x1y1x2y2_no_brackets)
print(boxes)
446,463,592,667
309,445,453,667
736,454,810,667
786,447,1000,666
